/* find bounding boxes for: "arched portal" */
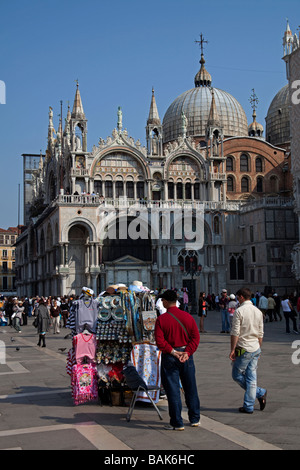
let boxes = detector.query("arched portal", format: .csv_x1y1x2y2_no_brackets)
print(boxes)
67,224,89,294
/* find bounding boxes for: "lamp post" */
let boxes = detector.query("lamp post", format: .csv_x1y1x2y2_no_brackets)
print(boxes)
179,257,202,315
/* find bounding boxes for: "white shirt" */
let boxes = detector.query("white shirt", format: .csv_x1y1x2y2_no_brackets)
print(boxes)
281,299,291,312
231,300,264,353
258,295,268,310
156,298,180,315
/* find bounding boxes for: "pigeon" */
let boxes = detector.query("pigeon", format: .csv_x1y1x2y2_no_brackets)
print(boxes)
10,337,15,342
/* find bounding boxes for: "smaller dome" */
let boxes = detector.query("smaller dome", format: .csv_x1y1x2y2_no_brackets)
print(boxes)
265,84,290,147
194,54,212,87
248,110,264,137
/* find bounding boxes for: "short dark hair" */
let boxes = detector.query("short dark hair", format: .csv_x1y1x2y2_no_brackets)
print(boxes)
236,287,251,300
159,289,178,302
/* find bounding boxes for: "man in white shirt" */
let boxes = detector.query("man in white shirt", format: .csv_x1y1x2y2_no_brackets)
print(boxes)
230,287,267,414
258,293,268,321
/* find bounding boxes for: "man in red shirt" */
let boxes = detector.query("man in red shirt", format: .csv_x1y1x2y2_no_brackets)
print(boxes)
155,290,200,430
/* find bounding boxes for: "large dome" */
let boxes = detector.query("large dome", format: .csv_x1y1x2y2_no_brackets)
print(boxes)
265,84,290,147
162,86,248,143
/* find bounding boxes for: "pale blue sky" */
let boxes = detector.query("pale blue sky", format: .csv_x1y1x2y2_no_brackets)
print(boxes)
0,0,299,227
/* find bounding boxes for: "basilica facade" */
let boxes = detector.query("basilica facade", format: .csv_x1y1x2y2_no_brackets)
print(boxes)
15,28,299,298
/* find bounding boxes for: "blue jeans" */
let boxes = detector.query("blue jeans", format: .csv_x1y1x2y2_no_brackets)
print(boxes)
232,348,266,412
221,309,230,332
161,352,200,427
13,317,22,332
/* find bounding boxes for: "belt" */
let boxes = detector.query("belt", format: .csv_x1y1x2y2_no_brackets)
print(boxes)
174,346,187,351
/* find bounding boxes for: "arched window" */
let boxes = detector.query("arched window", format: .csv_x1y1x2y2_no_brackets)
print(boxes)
227,176,234,192
168,182,174,199
241,177,249,193
116,181,124,198
94,180,103,196
185,182,192,199
137,182,145,199
270,175,278,193
257,176,263,193
126,181,134,198
226,156,233,171
256,157,263,172
177,182,183,199
230,254,244,280
105,181,113,198
240,154,249,172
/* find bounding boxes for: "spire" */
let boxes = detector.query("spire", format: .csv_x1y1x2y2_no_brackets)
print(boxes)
67,102,71,121
147,88,161,126
285,19,292,37
71,81,86,119
146,88,162,156
64,102,71,133
47,106,56,149
207,89,220,127
283,19,293,56
194,33,211,87
248,89,264,137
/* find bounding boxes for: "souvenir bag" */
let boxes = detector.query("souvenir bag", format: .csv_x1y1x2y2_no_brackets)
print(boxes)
71,363,98,405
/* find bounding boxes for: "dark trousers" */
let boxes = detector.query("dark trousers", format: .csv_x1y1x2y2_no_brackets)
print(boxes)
266,309,274,322
161,352,200,428
37,334,46,347
284,312,298,333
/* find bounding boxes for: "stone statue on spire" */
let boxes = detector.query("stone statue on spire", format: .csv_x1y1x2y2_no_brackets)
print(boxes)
117,106,123,132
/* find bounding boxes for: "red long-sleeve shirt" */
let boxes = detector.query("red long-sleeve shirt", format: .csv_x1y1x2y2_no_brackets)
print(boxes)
154,306,200,357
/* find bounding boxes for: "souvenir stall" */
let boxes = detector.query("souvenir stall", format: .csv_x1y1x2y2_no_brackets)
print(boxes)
67,283,161,407
66,287,99,405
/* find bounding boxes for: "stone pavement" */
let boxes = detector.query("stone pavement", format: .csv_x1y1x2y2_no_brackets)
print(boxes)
0,310,299,452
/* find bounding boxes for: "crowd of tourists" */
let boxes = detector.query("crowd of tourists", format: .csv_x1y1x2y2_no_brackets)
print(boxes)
0,286,297,427
0,295,76,334
0,288,299,337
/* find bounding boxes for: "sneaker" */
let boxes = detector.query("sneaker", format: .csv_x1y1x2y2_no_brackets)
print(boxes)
164,425,185,431
191,421,201,427
292,330,299,335
238,407,253,414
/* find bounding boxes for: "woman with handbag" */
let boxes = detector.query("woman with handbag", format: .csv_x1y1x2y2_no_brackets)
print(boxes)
36,299,51,347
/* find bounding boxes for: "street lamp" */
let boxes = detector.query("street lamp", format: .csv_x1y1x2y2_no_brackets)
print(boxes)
178,255,202,315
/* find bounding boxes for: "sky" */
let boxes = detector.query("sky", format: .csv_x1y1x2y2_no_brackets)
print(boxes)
1,0,300,228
